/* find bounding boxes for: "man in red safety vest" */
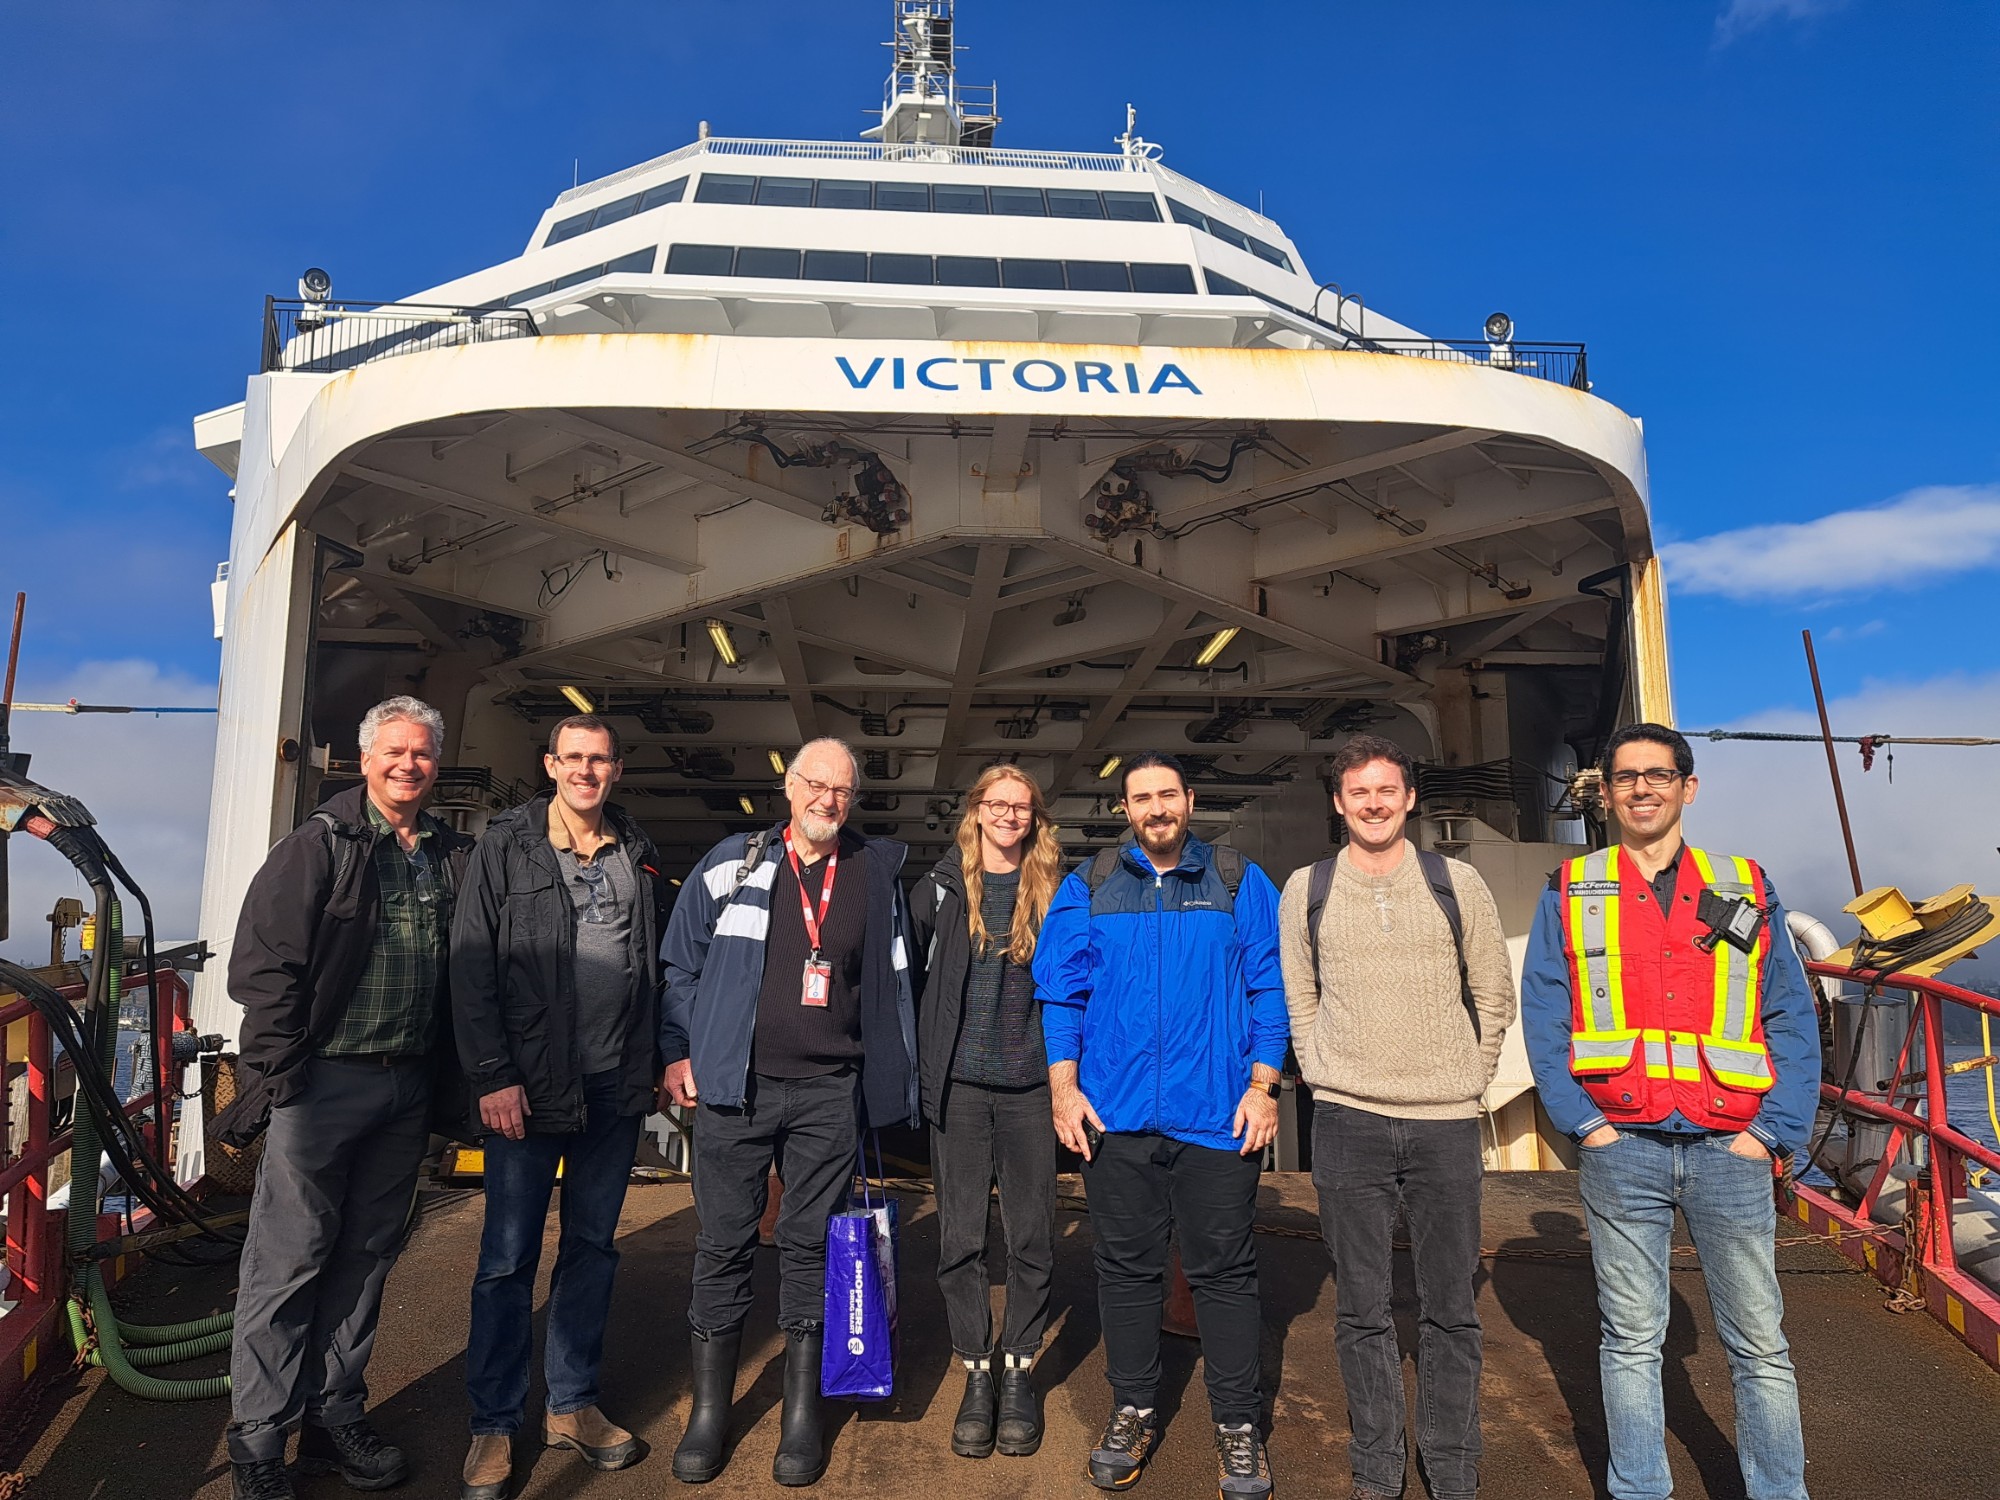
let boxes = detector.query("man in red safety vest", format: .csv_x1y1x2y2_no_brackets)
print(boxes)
1522,723,1818,1500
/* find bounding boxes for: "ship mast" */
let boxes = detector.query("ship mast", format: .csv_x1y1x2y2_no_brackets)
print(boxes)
866,1,1000,150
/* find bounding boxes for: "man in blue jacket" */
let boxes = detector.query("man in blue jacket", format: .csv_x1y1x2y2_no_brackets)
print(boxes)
659,738,919,1488
1035,754,1288,1498
1521,723,1817,1500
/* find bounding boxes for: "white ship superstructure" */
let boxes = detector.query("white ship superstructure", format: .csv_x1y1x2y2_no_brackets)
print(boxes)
187,2,1669,1179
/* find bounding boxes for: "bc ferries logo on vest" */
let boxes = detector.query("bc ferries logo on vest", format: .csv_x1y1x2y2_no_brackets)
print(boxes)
835,353,1202,396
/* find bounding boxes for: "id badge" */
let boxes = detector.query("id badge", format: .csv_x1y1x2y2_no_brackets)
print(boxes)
802,958,832,1008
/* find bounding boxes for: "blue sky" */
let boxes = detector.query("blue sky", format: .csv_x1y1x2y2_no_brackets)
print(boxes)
2,0,1996,939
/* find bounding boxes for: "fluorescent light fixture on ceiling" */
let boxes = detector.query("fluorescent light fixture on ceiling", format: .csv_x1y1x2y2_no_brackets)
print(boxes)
1097,754,1122,780
706,619,739,667
738,794,757,816
1193,626,1240,667
559,685,595,713
768,749,788,776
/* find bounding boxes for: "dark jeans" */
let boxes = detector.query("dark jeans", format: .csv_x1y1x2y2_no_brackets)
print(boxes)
1082,1130,1263,1426
690,1069,859,1334
932,1080,1056,1358
227,1056,432,1463
466,1069,643,1434
1312,1102,1484,1500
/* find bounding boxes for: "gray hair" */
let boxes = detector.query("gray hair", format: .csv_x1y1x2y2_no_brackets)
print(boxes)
786,737,859,783
358,696,445,758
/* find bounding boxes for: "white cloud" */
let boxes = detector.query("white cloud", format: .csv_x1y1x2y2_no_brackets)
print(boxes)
1657,484,2000,601
1715,0,1849,46
1688,669,2000,985
3,660,216,961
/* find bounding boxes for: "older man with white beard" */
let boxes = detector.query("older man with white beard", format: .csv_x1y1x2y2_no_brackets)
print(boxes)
659,738,920,1487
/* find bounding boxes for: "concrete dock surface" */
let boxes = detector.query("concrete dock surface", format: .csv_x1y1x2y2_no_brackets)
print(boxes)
9,1171,1995,1499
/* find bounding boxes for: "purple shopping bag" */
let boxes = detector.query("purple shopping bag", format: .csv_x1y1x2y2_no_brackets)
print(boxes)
821,1135,899,1400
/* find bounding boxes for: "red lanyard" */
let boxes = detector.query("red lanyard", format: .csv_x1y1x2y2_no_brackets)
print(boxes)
783,829,839,957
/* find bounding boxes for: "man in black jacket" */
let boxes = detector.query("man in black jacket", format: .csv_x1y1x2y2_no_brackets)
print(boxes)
450,714,668,1500
226,697,471,1500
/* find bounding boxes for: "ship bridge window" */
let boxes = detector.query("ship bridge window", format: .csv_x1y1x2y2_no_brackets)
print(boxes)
1204,269,1251,297
937,255,1001,286
543,178,689,247
594,196,641,229
871,252,934,284
1167,198,1296,272
665,243,736,275
1047,189,1105,219
1103,191,1163,222
604,247,657,274
1001,258,1065,289
875,181,933,212
932,183,988,214
640,178,688,211
501,245,661,303
695,173,757,204
736,245,802,278
814,179,874,210
1064,260,1131,292
755,176,815,208
1130,262,1197,294
989,186,1047,217
805,248,869,281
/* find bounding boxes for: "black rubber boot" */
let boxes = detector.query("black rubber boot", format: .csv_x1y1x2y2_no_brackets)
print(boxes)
672,1324,743,1484
772,1326,828,1486
951,1360,997,1459
995,1360,1042,1457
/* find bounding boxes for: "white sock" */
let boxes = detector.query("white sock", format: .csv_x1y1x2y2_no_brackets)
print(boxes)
961,1354,991,1372
1004,1352,1034,1371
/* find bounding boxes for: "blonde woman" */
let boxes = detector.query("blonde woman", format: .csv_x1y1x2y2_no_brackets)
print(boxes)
910,765,1065,1461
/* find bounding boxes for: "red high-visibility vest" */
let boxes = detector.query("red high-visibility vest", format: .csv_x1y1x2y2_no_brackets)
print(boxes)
1556,845,1776,1130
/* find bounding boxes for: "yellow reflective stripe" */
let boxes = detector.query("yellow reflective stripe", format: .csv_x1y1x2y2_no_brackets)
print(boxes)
1572,1029,1640,1074
1572,849,1620,1034
1688,847,1764,1043
1700,1034,1776,1092
1605,847,1627,1031
1735,856,1764,1038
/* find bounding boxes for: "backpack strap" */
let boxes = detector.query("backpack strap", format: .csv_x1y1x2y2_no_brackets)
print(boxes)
310,810,361,905
1415,848,1479,1041
1082,844,1123,893
1304,856,1337,973
1212,844,1245,897
726,827,772,901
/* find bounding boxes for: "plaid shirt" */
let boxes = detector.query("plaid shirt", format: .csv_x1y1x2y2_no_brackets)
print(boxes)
319,800,451,1058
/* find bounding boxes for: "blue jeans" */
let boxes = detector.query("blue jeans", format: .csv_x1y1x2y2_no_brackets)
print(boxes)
466,1069,643,1434
1578,1128,1808,1500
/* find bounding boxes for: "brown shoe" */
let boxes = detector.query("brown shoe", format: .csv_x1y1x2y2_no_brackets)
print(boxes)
461,1434,512,1500
545,1405,646,1471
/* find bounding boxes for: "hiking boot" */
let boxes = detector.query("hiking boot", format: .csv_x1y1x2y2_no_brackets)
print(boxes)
673,1324,743,1483
231,1458,295,1500
995,1357,1042,1456
460,1435,511,1500
951,1359,997,1458
1087,1405,1161,1489
1215,1423,1273,1498
296,1420,408,1490
772,1325,828,1486
545,1405,645,1471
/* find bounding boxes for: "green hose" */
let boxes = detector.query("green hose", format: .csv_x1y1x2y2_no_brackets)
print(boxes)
64,897,234,1398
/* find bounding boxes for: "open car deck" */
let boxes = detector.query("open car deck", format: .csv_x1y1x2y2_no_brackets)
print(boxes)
10,1171,1993,1499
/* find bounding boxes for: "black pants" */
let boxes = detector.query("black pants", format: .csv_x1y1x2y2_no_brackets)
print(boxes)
689,1069,859,1335
227,1056,432,1462
1083,1131,1263,1426
931,1080,1056,1358
1312,1102,1484,1500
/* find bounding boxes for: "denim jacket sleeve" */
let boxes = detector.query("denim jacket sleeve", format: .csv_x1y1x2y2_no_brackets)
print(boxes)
1745,879,1821,1162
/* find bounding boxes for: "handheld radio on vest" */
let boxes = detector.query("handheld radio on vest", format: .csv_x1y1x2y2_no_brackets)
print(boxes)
1694,889,1767,954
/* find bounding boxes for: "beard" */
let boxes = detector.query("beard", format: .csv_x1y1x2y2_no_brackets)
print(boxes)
796,809,845,845
1134,814,1185,856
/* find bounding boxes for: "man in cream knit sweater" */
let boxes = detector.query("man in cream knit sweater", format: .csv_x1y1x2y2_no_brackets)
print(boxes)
1278,735,1516,1500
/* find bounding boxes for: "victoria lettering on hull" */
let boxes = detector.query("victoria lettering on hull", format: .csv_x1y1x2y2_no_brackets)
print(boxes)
835,352,1202,396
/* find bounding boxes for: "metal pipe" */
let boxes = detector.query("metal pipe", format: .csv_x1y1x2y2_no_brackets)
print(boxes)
1,591,23,757
1802,629,1864,898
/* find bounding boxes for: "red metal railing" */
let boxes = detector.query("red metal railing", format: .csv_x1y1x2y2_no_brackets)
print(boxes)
0,966,190,1403
1788,960,2000,1372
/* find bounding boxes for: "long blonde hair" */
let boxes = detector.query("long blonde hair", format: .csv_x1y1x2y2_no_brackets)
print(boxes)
955,765,1063,966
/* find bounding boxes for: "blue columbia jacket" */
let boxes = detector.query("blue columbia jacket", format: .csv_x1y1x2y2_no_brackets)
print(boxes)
1033,836,1289,1153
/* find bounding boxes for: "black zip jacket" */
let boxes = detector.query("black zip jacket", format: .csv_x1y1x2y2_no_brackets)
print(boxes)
450,794,670,1132
226,784,473,1133
909,854,1047,1127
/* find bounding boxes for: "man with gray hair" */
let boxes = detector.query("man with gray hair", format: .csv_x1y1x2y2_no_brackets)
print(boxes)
660,737,920,1487
224,697,473,1500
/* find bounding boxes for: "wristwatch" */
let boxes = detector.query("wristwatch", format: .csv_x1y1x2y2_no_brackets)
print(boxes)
1252,1079,1282,1100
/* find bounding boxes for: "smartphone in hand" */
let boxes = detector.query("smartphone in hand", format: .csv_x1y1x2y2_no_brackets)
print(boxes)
1083,1120,1105,1159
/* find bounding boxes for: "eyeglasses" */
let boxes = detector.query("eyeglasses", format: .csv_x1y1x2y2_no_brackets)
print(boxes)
552,752,618,770
791,773,857,807
977,799,1034,820
1607,767,1685,790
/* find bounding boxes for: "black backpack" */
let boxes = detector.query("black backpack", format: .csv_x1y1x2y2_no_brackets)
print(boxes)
1305,849,1479,1039
1080,837,1247,899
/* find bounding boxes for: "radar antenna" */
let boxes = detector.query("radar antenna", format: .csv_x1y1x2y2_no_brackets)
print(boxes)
1114,103,1162,160
865,2,1000,152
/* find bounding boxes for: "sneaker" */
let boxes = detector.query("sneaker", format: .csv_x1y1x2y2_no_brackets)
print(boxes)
296,1420,409,1490
231,1458,296,1500
1088,1405,1161,1490
1215,1423,1272,1498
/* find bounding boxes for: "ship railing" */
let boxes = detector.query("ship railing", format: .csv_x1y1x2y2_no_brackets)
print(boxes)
0,965,191,1408
261,297,537,376
1792,960,2000,1373
1364,338,1591,391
